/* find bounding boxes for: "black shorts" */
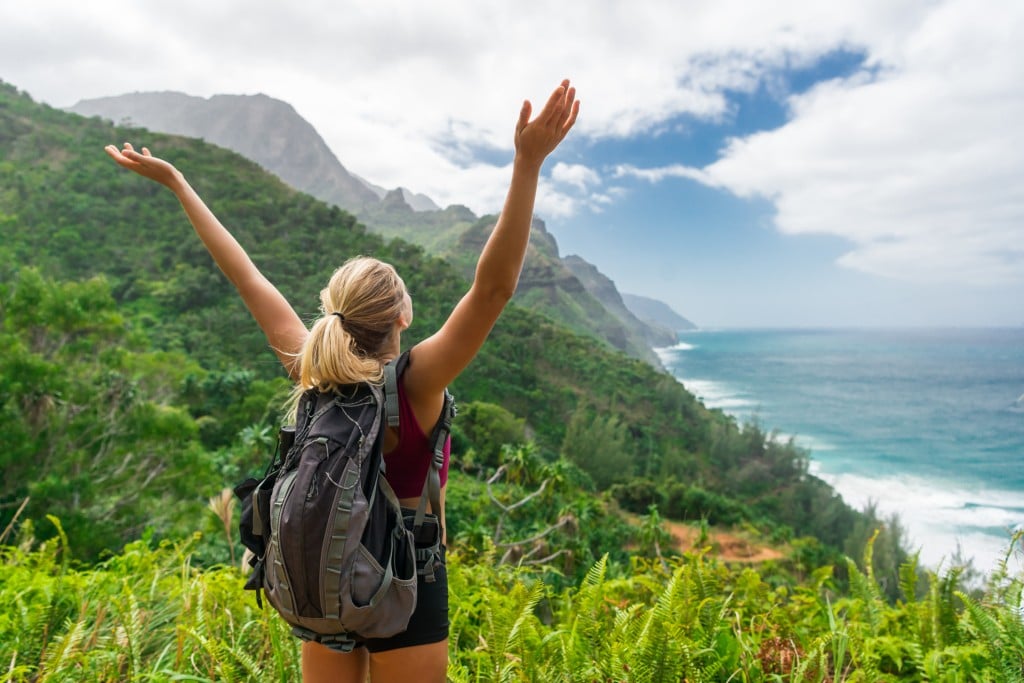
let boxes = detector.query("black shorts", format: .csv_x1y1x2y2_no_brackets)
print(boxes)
361,545,449,653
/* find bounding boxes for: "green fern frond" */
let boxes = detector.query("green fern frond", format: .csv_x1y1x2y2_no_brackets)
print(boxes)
112,586,146,679
932,566,965,647
792,634,833,683
844,556,884,632
956,590,1024,682
187,629,238,682
898,551,920,602
582,553,608,589
501,583,544,671
36,618,87,683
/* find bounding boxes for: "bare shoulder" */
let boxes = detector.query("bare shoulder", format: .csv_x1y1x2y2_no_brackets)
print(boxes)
400,348,448,433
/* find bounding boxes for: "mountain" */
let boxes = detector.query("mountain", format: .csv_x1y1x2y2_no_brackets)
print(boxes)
67,90,686,368
0,78,885,572
68,91,381,210
621,293,698,338
357,174,440,211
562,255,680,351
454,217,665,367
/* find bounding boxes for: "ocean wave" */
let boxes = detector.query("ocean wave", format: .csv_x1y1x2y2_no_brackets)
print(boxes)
813,469,1024,572
658,328,1024,576
773,432,837,452
654,342,696,365
680,378,758,411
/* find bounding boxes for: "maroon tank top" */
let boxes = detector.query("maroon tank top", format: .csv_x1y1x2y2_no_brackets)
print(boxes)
383,379,451,498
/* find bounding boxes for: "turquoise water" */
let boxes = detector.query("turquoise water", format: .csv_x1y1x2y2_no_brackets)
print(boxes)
658,328,1024,572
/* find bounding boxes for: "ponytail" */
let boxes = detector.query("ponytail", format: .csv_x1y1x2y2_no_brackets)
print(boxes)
286,257,408,419
298,313,384,390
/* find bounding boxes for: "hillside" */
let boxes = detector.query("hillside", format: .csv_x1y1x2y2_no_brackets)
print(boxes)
564,255,681,349
1,79,895,576
68,89,683,367
4,81,1019,683
442,215,666,367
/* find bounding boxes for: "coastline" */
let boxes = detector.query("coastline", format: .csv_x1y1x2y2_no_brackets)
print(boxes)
655,327,1024,576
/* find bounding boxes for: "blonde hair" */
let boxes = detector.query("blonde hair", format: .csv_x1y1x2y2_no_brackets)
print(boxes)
287,257,408,416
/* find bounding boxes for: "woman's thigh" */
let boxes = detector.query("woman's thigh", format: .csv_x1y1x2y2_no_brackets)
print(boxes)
369,640,448,683
301,640,368,683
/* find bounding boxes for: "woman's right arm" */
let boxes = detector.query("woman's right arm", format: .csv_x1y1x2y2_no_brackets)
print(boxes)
405,80,579,398
105,143,308,377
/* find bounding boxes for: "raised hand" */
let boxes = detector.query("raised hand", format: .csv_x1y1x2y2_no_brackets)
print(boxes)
514,79,580,167
104,142,184,189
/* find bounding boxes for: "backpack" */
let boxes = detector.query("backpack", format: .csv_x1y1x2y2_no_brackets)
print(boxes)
233,351,456,652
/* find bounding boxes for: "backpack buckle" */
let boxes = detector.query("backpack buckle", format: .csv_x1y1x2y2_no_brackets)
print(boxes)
291,626,358,653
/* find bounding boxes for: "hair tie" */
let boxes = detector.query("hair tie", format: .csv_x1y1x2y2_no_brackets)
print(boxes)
331,311,346,323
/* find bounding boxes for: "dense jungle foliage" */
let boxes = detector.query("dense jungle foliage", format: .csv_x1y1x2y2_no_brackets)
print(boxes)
2,80,1021,679
2,522,1022,681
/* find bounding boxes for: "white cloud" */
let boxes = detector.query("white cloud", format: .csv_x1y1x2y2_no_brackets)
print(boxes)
697,0,1024,285
614,164,710,185
551,163,601,191
605,0,1024,285
1,0,1021,287
0,0,914,213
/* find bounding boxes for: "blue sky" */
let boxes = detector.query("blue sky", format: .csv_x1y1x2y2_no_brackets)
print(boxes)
551,52,869,326
2,0,1022,328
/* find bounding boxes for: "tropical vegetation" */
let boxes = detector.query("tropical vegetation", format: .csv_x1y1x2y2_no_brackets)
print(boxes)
1,79,1021,680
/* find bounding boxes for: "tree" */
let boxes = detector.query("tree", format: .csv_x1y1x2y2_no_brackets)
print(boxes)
454,401,526,470
561,406,634,489
0,268,216,560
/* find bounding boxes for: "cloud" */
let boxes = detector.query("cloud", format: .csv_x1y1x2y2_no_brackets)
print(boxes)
0,0,915,214
614,164,710,185
2,0,1021,291
551,163,601,191
612,0,1024,285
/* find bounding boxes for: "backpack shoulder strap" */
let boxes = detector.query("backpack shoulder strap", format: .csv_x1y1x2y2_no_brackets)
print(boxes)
382,349,456,534
412,388,456,533
383,350,411,428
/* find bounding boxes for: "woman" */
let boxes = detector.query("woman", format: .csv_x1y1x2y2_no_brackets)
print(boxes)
106,79,579,682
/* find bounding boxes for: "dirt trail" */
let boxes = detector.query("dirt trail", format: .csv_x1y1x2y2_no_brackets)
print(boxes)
665,520,784,563
624,513,785,563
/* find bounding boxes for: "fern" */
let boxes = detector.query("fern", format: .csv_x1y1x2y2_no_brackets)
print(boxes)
844,534,886,634
497,583,544,682
36,618,88,683
898,551,920,603
931,565,965,648
791,634,833,683
957,590,1024,683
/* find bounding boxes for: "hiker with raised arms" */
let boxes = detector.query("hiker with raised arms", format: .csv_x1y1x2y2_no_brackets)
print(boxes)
106,79,579,683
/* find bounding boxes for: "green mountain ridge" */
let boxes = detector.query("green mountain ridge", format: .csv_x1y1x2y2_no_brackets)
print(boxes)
2,79,892,575
563,255,684,349
68,89,682,367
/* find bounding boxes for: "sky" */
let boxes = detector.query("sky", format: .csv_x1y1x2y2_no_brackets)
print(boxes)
2,0,1022,328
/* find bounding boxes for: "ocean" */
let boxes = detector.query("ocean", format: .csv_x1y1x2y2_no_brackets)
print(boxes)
656,328,1024,574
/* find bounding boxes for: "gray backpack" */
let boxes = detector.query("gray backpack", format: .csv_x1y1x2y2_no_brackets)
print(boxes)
234,351,455,652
